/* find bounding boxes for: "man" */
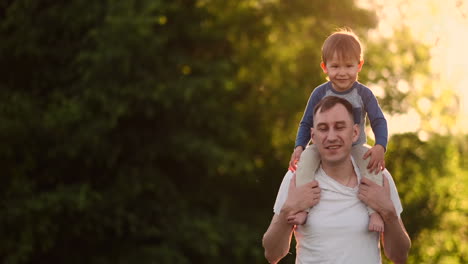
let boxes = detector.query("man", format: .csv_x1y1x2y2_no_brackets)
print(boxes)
262,96,410,264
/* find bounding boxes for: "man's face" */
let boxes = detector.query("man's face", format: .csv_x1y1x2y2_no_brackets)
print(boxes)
311,103,359,166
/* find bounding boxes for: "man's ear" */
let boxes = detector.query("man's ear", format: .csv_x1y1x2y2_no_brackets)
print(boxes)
352,124,359,142
311,127,315,143
320,62,327,74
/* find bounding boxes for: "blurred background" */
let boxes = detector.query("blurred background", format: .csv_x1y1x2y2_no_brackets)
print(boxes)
0,0,466,263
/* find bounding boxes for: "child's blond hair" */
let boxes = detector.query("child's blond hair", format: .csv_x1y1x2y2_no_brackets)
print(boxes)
321,28,363,64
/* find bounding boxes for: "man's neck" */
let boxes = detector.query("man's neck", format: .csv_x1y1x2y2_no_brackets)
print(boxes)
321,156,355,183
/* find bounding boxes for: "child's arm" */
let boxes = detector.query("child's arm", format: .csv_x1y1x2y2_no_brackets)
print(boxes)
289,146,304,171
290,89,324,170
363,144,385,174
361,87,388,173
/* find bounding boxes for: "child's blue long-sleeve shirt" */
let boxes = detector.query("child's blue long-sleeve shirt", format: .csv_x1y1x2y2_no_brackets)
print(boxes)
295,81,388,149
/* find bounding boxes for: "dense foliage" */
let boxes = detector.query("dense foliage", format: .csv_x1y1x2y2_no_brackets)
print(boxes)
0,0,466,263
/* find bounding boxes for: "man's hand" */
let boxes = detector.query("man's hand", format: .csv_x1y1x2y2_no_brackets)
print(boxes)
282,174,320,217
359,177,411,263
363,144,385,174
289,146,304,172
358,176,396,220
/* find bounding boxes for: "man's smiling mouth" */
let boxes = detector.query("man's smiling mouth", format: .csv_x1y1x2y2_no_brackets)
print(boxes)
326,145,341,149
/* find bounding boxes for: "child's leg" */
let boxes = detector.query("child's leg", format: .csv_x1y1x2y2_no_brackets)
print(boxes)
295,144,320,187
293,145,320,224
351,144,383,186
351,144,384,232
287,211,308,225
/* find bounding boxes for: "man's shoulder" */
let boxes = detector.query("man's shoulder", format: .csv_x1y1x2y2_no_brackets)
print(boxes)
382,169,396,184
279,170,294,188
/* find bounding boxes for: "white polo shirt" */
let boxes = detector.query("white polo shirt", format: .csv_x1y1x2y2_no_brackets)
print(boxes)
273,157,403,264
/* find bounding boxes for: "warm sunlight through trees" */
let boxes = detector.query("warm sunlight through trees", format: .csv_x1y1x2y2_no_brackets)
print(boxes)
0,0,466,263
359,0,468,135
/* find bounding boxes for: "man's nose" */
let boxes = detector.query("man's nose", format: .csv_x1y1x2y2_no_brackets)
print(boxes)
327,128,338,140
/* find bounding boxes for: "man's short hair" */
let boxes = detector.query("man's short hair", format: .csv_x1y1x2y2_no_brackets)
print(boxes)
313,96,354,122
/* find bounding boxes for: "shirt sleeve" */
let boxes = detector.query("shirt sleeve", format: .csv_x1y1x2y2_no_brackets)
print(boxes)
360,87,388,149
273,170,294,214
295,86,325,148
383,170,403,217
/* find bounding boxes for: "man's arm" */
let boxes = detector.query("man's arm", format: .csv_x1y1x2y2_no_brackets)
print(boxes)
263,174,321,263
358,176,410,263
262,213,294,263
380,212,411,264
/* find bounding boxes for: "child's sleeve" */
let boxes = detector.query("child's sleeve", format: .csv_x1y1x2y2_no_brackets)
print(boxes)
295,89,323,149
362,88,388,149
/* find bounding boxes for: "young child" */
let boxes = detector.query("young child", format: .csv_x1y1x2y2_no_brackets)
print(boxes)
288,29,388,232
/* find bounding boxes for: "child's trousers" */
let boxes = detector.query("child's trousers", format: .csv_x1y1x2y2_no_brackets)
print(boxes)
295,144,383,215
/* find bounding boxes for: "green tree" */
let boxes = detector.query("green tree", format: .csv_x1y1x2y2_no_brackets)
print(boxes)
385,134,468,263
0,0,374,262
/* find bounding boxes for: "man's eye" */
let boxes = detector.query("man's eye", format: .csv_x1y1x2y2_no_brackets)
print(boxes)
336,126,345,130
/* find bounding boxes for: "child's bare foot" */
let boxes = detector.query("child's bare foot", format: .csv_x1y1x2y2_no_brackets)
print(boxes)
287,211,308,225
368,212,384,232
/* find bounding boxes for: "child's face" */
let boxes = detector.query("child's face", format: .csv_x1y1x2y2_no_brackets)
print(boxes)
321,52,363,92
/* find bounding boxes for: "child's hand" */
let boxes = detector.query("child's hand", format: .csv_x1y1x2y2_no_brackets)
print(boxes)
289,147,304,172
363,145,385,174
